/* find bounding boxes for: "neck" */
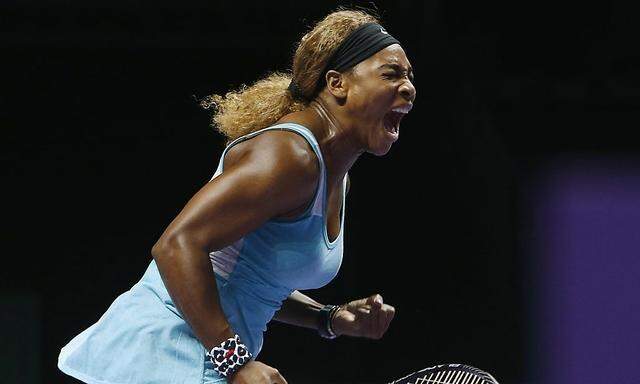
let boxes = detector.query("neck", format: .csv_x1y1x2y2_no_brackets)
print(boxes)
308,98,363,185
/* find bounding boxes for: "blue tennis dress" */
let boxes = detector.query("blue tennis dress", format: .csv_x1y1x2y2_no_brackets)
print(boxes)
58,123,346,384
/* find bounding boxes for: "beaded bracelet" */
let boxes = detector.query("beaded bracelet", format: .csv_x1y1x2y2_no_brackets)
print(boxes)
206,334,253,377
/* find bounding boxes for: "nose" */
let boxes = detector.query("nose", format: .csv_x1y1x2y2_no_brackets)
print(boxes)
399,79,416,103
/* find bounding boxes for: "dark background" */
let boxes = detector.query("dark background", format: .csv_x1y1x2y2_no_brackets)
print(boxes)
2,1,639,383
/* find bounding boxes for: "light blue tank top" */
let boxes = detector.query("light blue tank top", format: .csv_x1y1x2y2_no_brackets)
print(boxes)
208,123,346,355
57,123,346,384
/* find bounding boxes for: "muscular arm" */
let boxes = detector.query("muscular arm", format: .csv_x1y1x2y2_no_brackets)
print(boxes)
151,131,319,351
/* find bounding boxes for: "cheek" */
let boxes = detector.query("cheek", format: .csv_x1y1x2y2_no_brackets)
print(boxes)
347,92,374,116
351,85,393,115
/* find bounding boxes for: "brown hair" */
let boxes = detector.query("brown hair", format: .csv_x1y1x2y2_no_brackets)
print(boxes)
200,9,379,142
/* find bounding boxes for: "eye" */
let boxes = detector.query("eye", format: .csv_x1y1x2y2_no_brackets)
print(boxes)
382,72,397,79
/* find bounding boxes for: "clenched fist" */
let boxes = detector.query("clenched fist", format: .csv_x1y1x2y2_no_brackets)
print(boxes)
331,294,396,339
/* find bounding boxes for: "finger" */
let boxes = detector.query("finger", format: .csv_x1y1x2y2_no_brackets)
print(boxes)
271,369,287,384
356,307,371,315
376,307,386,339
386,305,396,325
370,304,391,339
379,305,396,337
354,303,372,311
361,302,380,339
376,306,387,338
349,297,369,308
366,294,384,308
340,309,356,322
366,311,378,339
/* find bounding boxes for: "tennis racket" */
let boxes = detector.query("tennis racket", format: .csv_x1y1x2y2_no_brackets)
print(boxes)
387,363,499,384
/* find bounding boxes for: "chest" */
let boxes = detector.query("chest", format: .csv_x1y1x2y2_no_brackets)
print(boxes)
241,213,344,290
326,185,344,243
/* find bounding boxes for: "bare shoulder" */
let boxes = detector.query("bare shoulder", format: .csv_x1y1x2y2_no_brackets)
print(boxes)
223,129,319,179
218,130,321,217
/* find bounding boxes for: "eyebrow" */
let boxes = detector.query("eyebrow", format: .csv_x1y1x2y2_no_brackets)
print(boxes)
378,63,414,77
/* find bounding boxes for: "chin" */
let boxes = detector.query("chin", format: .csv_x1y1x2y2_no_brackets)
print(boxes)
368,143,394,156
364,123,399,156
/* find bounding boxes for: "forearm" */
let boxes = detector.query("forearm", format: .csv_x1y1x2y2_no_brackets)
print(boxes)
152,242,234,351
272,290,325,329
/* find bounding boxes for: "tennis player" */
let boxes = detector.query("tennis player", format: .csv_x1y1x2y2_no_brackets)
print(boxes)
58,8,415,384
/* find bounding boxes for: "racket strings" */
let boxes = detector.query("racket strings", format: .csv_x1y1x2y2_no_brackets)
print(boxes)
404,371,492,384
389,364,498,384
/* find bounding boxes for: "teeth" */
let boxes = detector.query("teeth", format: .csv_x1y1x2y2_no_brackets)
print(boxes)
392,104,413,114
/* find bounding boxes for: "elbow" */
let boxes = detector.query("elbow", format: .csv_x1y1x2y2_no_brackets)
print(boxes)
151,232,182,261
151,238,169,262
151,239,166,260
151,230,207,262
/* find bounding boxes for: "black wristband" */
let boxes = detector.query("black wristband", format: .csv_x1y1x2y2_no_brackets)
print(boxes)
318,304,340,339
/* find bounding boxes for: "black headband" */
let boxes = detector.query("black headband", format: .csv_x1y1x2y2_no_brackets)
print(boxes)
289,23,401,101
325,23,401,74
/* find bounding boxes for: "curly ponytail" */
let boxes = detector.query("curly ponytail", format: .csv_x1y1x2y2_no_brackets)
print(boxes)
200,9,379,142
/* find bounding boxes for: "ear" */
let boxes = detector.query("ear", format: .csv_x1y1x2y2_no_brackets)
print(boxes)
324,70,348,99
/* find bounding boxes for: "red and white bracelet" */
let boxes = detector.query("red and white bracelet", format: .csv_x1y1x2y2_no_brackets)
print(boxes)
206,334,253,377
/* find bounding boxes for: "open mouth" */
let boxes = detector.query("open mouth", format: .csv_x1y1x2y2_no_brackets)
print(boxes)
383,110,404,136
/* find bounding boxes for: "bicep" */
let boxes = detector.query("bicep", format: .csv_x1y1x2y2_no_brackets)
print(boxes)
156,144,318,253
